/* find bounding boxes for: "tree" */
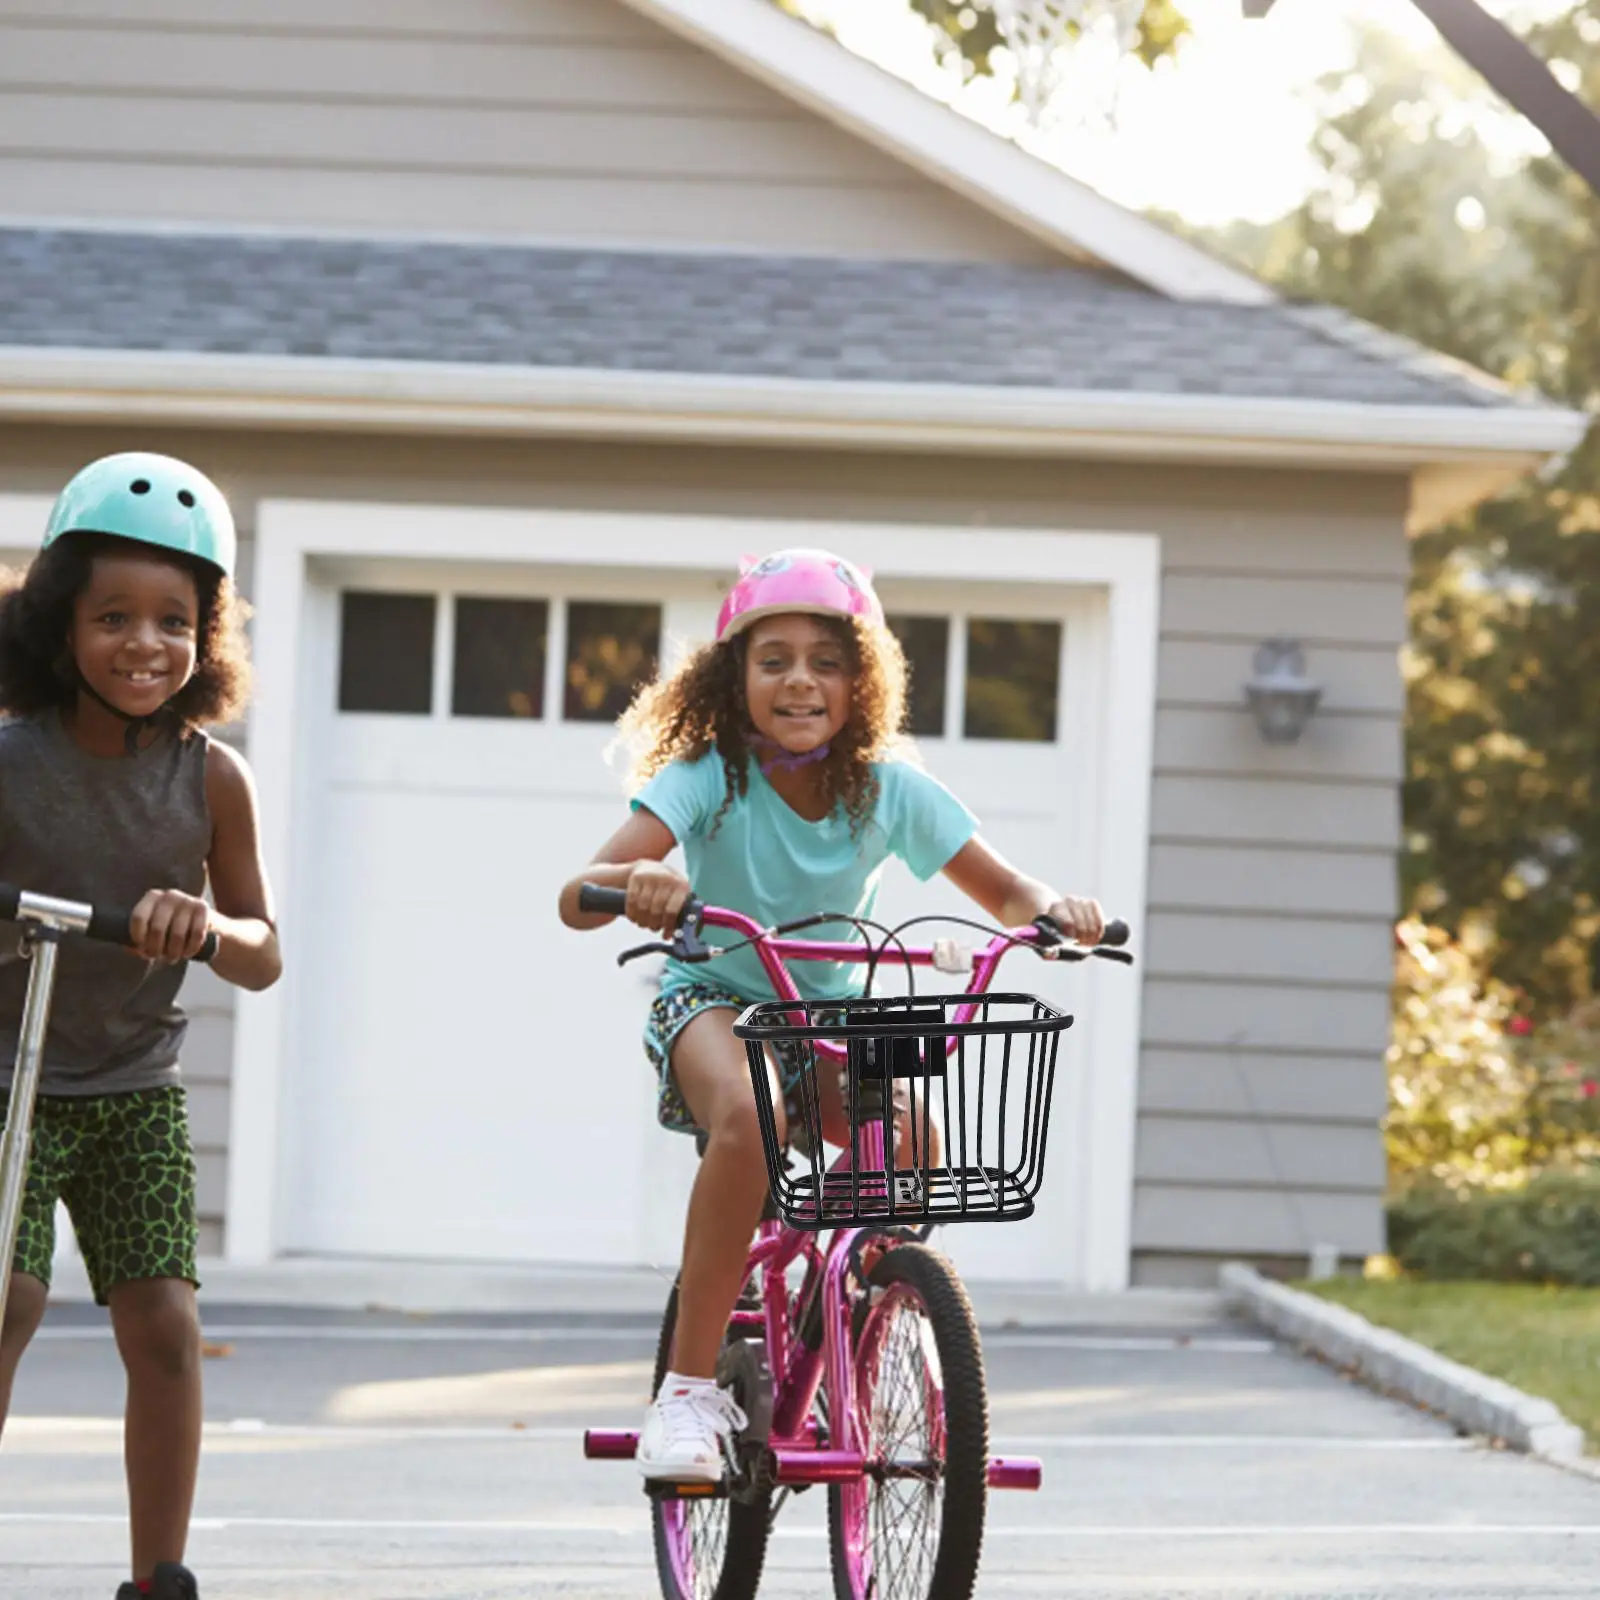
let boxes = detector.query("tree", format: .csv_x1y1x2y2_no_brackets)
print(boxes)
903,0,1189,77
1209,10,1600,1016
774,1,1191,88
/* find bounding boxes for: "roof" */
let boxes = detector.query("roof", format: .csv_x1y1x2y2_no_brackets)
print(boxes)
0,226,1544,413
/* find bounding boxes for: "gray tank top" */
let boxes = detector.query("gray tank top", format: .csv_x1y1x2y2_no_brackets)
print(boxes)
0,712,211,1096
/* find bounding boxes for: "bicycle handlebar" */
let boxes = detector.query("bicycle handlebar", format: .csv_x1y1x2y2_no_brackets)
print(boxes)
578,881,1133,971
0,884,220,964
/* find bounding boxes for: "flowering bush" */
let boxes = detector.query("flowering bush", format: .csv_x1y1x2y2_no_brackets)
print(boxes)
1387,920,1600,1191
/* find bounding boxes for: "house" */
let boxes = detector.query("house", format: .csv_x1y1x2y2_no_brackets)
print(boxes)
0,0,1581,1290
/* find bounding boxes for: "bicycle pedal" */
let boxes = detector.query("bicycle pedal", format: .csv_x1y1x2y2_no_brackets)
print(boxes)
643,1478,727,1501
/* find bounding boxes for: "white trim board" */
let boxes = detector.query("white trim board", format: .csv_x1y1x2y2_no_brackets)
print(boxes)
614,0,1270,304
229,503,1159,1292
0,495,51,550
0,349,1583,535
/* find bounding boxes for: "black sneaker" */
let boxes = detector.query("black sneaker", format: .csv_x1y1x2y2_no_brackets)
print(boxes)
115,1563,199,1600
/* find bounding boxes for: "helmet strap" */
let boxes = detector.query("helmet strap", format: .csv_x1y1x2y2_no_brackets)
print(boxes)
72,674,171,755
748,734,832,778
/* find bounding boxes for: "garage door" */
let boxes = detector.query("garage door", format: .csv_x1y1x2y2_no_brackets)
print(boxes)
280,561,1100,1282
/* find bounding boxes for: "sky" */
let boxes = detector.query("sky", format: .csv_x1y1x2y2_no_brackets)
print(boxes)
790,0,1569,225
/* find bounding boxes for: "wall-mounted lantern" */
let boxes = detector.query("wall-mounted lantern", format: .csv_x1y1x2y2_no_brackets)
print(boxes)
1245,639,1322,744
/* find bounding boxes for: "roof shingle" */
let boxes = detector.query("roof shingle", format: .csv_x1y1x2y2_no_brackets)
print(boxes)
0,227,1546,412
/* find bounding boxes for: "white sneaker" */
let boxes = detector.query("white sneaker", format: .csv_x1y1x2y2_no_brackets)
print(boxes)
636,1375,749,1483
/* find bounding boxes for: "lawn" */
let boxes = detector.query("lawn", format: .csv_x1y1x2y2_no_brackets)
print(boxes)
1304,1278,1600,1446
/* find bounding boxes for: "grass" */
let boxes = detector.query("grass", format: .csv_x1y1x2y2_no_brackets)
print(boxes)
1304,1278,1600,1446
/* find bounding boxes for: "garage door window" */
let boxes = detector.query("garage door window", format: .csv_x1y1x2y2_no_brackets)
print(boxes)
964,618,1061,742
564,601,661,723
452,597,548,720
338,591,435,714
885,613,948,739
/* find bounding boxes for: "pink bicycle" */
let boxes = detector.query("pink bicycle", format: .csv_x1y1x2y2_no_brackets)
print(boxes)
579,885,1132,1600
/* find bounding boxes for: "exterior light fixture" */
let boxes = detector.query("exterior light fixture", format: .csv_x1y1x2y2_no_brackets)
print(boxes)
1245,639,1322,744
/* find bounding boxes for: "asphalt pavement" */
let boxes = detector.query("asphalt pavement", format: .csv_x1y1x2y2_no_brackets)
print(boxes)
2,1292,1597,1597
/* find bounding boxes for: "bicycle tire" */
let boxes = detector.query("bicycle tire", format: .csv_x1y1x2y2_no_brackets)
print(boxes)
828,1243,988,1600
650,1280,773,1600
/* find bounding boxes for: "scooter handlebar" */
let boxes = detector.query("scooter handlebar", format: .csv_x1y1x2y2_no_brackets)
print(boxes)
0,884,219,963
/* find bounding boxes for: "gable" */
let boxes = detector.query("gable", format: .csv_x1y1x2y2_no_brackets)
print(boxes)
0,0,1066,264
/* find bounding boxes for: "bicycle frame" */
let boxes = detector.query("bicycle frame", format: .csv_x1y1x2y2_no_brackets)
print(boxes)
584,903,1052,1493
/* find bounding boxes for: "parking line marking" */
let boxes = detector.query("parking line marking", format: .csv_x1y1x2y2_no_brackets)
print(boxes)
4,1416,1466,1449
0,1511,1593,1539
30,1324,1273,1353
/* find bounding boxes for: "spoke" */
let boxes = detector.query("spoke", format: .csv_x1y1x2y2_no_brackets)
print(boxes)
857,1296,944,1600
681,1499,729,1600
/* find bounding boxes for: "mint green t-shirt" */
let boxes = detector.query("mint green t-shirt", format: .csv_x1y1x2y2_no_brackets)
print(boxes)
634,754,979,1003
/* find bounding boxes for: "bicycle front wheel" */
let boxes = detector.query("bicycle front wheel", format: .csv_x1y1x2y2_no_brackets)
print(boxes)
828,1243,988,1600
650,1280,772,1600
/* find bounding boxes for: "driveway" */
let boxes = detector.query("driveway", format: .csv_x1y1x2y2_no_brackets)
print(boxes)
2,1290,1596,1597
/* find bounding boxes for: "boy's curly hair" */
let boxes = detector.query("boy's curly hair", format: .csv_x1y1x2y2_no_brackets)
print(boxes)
620,613,909,838
0,532,253,730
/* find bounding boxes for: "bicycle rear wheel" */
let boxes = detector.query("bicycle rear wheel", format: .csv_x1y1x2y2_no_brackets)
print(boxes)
828,1243,988,1600
650,1280,773,1600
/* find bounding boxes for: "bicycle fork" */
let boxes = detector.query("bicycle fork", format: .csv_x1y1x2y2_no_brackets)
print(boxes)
0,895,90,1331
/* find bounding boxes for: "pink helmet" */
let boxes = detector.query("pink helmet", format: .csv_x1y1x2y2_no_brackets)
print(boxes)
716,548,884,642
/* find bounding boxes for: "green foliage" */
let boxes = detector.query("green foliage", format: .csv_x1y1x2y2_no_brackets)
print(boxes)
1205,9,1600,1016
1388,920,1600,1191
904,0,1189,80
1387,1169,1600,1286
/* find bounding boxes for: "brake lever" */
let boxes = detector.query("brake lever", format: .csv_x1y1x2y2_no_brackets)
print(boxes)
617,898,712,967
617,941,675,967
1031,915,1135,965
676,907,711,963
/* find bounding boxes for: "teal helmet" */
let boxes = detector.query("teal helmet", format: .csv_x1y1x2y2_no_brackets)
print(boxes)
42,452,236,579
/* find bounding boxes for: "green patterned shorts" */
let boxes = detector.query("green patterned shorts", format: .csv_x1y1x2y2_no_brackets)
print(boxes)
1,1084,199,1304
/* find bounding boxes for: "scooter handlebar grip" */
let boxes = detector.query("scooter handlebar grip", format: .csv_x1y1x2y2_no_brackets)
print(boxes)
87,905,135,946
1101,919,1130,948
88,908,220,964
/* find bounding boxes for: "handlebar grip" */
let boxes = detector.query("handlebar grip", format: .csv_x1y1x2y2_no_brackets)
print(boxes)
87,908,220,965
0,885,17,922
1101,919,1130,948
86,905,135,946
578,883,630,916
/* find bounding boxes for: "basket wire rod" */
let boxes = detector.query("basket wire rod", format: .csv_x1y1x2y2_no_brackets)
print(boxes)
998,1024,1013,1213
975,1021,990,1209
801,1038,826,1209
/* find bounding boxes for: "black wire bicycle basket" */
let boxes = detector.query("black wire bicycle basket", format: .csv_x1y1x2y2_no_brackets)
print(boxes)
733,993,1073,1230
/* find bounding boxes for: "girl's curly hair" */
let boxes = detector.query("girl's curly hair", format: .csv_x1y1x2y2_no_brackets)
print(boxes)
0,532,253,730
619,613,909,837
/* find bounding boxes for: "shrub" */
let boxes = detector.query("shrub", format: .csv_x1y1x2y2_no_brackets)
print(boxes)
1387,1169,1600,1285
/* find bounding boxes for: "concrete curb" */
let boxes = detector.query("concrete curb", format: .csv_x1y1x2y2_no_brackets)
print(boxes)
1221,1262,1588,1464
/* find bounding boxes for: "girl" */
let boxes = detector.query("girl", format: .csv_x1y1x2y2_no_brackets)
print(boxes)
559,549,1102,1483
0,453,282,1600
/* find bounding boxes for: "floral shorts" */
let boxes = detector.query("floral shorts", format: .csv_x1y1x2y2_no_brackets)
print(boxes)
644,982,845,1137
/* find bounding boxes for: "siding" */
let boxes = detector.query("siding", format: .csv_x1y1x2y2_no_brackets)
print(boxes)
0,430,1404,1265
0,0,1055,262
1138,492,1403,1275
